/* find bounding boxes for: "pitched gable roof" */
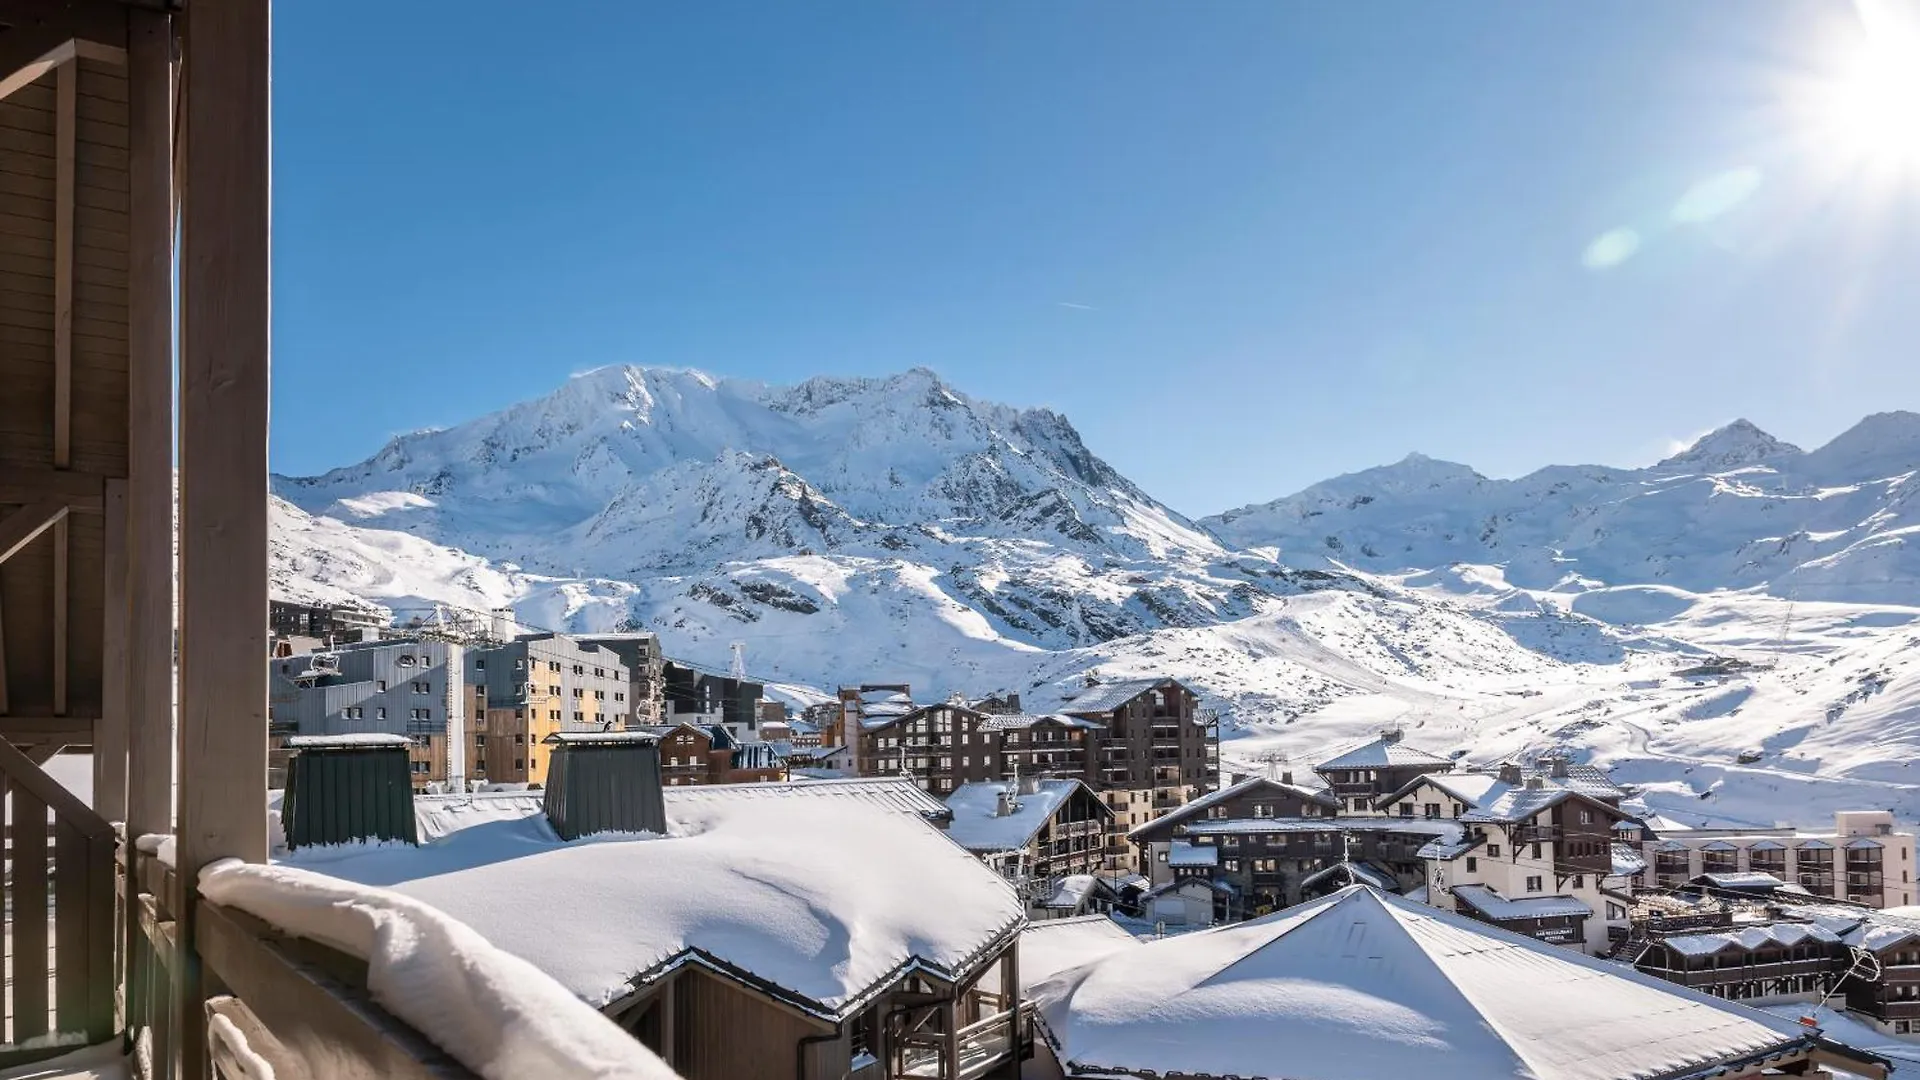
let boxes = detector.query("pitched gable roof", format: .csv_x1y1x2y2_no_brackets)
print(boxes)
1060,677,1182,715
1128,775,1340,840
1315,734,1453,771
943,779,1105,853
1031,885,1879,1080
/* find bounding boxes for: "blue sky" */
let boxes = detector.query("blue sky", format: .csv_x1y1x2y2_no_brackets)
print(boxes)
272,1,1920,515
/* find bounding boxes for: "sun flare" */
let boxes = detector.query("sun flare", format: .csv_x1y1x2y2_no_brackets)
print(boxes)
1805,1,1920,173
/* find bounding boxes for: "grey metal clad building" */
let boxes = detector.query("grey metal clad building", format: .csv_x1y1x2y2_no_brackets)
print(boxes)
268,637,467,787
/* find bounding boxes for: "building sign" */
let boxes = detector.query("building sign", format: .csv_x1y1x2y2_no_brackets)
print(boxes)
1534,925,1578,944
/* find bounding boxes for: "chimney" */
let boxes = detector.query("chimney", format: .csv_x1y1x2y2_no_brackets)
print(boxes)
1525,776,1545,790
1018,773,1041,796
282,735,419,850
1006,692,1022,712
1548,755,1570,779
1381,728,1403,744
1281,770,1294,786
995,790,1015,817
1497,762,1523,785
542,731,667,840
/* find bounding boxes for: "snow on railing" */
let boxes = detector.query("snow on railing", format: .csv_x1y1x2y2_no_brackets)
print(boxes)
197,859,680,1080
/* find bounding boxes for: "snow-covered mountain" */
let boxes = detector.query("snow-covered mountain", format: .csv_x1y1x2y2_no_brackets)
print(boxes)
275,366,1363,652
1204,415,1920,604
271,374,1920,828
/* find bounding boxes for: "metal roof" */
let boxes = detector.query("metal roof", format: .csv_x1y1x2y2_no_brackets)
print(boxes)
1060,677,1178,714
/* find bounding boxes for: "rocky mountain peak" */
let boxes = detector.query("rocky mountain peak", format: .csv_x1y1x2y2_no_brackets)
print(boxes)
1656,419,1801,471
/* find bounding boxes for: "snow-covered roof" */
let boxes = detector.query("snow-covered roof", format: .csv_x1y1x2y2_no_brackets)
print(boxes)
1167,840,1218,868
1845,920,1920,953
943,779,1096,853
1395,766,1625,816
1417,830,1480,860
666,775,951,819
542,730,660,746
1060,678,1175,715
1451,885,1592,921
1019,917,1140,991
1694,871,1788,890
1031,885,1846,1080
283,779,1016,1017
976,713,1104,732
285,733,413,748
1179,818,1465,840
1316,735,1452,771
413,790,545,843
1300,861,1398,893
1611,843,1647,877
1129,775,1339,838
1659,922,1841,958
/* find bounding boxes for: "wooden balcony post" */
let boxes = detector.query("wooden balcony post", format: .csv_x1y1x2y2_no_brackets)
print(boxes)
176,1,272,1076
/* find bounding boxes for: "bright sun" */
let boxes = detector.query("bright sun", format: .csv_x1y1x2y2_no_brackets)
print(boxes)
1806,1,1920,173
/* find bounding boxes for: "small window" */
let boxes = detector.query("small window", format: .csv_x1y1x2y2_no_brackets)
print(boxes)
377,680,387,691
1487,844,1502,858
514,659,525,671
1572,874,1585,888
398,655,416,667
475,658,486,670
614,692,624,702
1525,876,1543,893
1579,808,1593,825
1531,843,1542,860
375,707,387,720
595,667,606,678
1465,857,1477,872
515,734,526,745
514,758,525,770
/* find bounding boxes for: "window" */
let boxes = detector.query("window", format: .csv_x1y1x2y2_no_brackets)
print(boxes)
549,684,561,696
1224,859,1240,872
1487,844,1501,858
1253,803,1272,818
1424,803,1440,819
1579,808,1593,825
515,734,526,744
595,667,606,677
549,661,560,672
594,690,606,700
344,706,363,719
397,655,416,667
375,707,387,720
573,664,585,676
1606,902,1626,921
514,758,524,770
1571,875,1584,888
670,757,680,766
413,680,431,694
614,692,624,702
376,680,387,691
1398,804,1414,818
1465,857,1478,872
475,658,485,670
550,710,561,721
1525,876,1543,893
514,659,525,671
1531,842,1542,860
573,711,584,723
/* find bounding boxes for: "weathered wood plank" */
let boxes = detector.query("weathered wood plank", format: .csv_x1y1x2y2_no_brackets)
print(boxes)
0,735,112,840
206,995,313,1080
13,789,51,1042
54,818,87,1031
54,60,74,469
178,4,273,1073
96,479,127,820
0,500,68,564
124,0,173,908
51,516,68,716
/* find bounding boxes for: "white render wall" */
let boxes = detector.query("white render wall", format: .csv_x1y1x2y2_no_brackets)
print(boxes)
1638,812,1916,908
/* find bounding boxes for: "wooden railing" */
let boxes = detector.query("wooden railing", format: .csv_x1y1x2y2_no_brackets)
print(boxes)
0,741,115,1069
127,846,480,1080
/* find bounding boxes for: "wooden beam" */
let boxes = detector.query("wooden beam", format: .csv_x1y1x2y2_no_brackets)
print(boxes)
0,733,113,841
0,499,69,564
0,711,96,740
54,56,75,468
177,2,273,1074
27,742,66,765
97,478,128,821
0,466,107,512
0,0,127,98
125,0,173,855
52,514,68,715
0,590,8,714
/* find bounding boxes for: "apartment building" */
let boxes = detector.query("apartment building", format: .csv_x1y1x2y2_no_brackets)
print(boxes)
1061,678,1217,832
465,633,632,786
1636,810,1917,908
268,637,466,789
661,661,765,736
647,721,784,786
575,632,667,726
1311,729,1457,814
1379,758,1639,953
943,776,1119,906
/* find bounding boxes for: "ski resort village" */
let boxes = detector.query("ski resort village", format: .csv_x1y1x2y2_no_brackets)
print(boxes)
10,2,1920,1079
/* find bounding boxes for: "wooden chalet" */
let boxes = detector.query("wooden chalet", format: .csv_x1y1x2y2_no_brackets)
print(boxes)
1310,728,1455,814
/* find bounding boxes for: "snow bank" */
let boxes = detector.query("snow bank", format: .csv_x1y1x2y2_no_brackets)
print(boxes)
197,860,679,1080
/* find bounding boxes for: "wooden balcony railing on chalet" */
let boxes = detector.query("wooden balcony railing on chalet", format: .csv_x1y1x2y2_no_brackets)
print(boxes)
126,847,482,1080
0,742,115,1069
